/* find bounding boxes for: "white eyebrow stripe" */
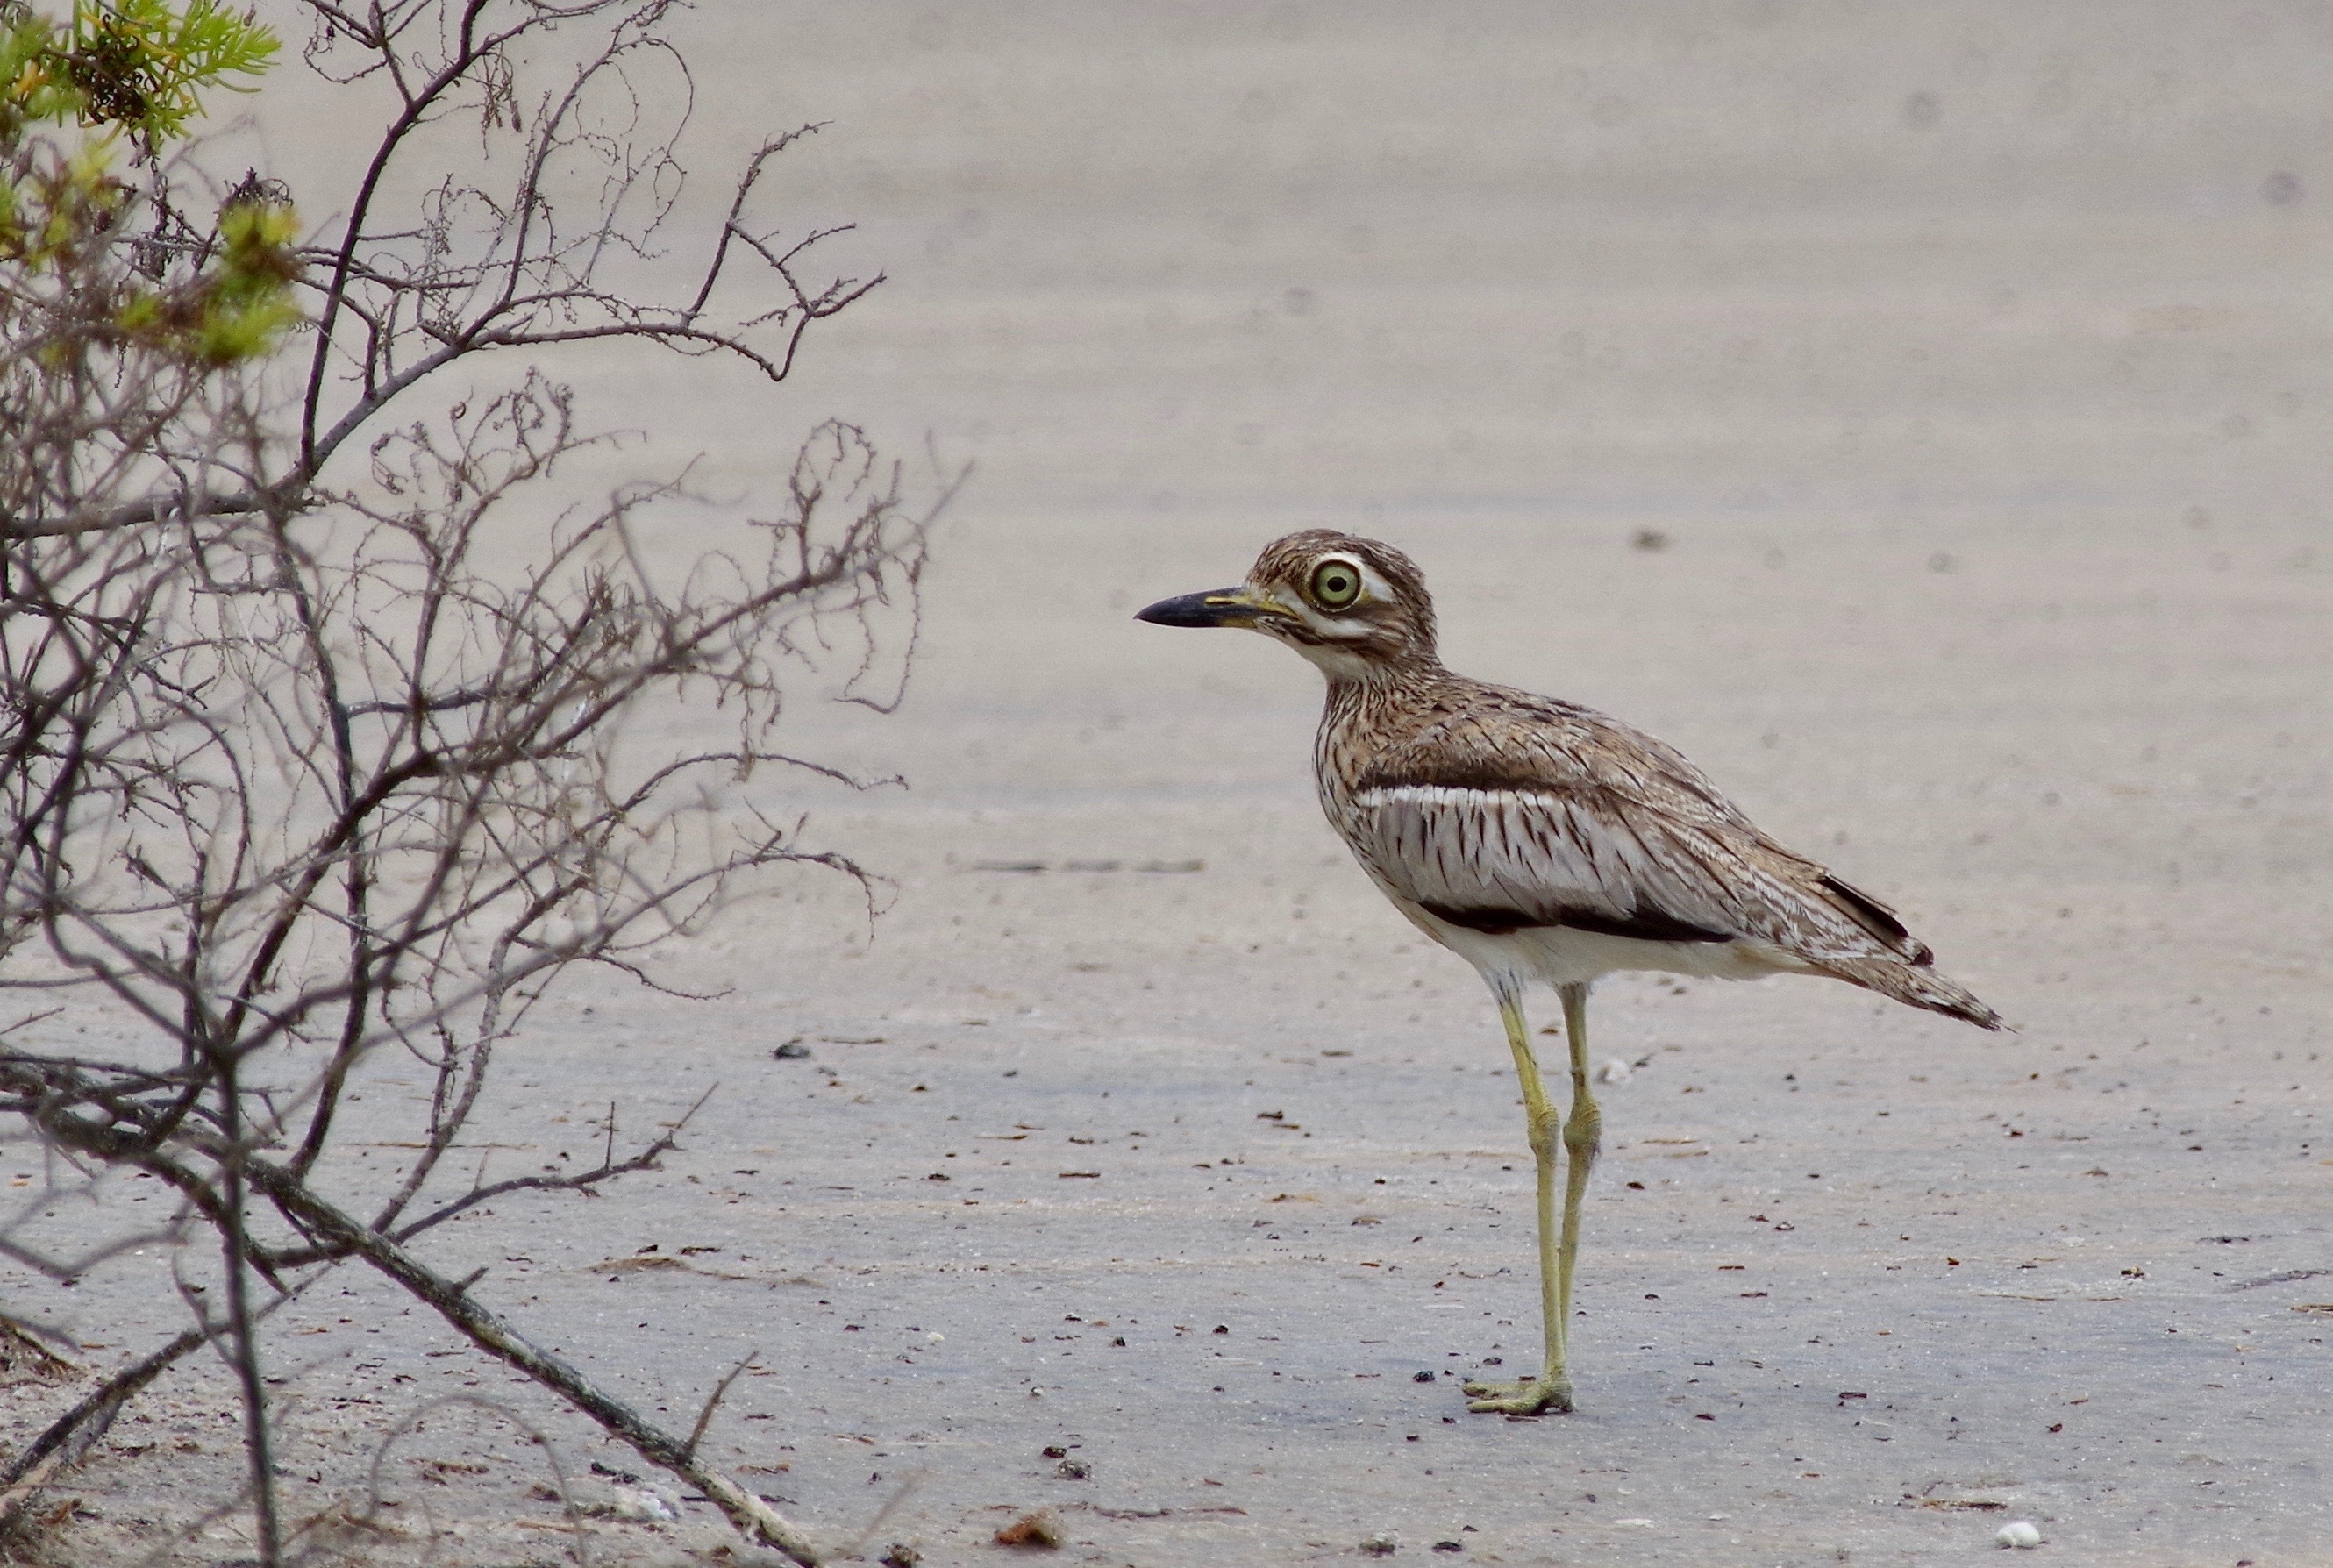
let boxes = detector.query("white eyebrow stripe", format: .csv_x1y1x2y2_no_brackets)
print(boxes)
1351,559,1395,603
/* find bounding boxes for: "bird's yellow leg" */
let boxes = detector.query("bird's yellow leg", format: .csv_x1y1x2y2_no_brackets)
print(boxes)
1464,988,1576,1415
1554,980,1601,1360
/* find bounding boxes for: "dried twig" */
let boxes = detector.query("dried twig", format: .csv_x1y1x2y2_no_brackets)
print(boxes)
246,1160,820,1562
356,1393,589,1566
683,1349,760,1465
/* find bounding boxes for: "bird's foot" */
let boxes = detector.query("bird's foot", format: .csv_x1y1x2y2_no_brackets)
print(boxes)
1461,1375,1573,1415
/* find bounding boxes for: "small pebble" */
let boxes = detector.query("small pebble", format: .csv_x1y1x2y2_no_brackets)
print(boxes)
1996,1521,2042,1549
1359,1534,1398,1557
995,1507,1064,1548
612,1486,679,1523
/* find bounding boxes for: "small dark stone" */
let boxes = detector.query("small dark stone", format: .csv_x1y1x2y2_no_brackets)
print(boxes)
772,1040,812,1060
1412,1370,1436,1383
1055,1458,1091,1480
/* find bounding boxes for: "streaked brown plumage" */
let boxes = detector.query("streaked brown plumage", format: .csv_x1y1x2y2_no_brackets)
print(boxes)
1138,529,1999,1415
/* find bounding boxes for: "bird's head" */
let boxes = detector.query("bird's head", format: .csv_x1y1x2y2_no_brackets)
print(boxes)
1134,530,1438,680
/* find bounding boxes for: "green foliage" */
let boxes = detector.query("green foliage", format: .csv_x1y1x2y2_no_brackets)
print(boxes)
1,10,85,130
187,192,299,360
2,1,277,147
72,208,292,363
0,132,127,268
2,3,296,367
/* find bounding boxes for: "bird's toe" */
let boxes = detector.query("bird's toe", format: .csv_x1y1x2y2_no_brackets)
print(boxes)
1461,1377,1533,1399
1462,1376,1573,1415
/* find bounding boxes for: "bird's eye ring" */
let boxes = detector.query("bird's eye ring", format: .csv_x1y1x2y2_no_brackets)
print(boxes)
1309,559,1364,610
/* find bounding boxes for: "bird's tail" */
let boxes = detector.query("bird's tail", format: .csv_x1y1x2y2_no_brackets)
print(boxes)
1819,957,2006,1030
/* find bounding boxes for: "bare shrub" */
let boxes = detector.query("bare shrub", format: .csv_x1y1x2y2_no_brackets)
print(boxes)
2,4,945,1562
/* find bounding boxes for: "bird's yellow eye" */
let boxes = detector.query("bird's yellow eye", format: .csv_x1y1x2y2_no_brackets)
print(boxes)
1309,559,1364,610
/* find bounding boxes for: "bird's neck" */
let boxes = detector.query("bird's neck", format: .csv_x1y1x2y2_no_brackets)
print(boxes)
1327,651,1441,694
1314,657,1445,783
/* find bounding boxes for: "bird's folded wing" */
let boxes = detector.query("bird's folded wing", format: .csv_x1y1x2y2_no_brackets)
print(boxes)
1344,783,1896,959
1346,783,1718,933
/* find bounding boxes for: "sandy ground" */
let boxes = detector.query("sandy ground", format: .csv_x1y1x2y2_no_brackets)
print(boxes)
8,3,2333,1564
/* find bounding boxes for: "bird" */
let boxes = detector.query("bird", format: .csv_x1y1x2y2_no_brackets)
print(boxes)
1136,530,2000,1415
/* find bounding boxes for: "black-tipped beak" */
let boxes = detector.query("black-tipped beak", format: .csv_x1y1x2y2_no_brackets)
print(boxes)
1133,588,1259,628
